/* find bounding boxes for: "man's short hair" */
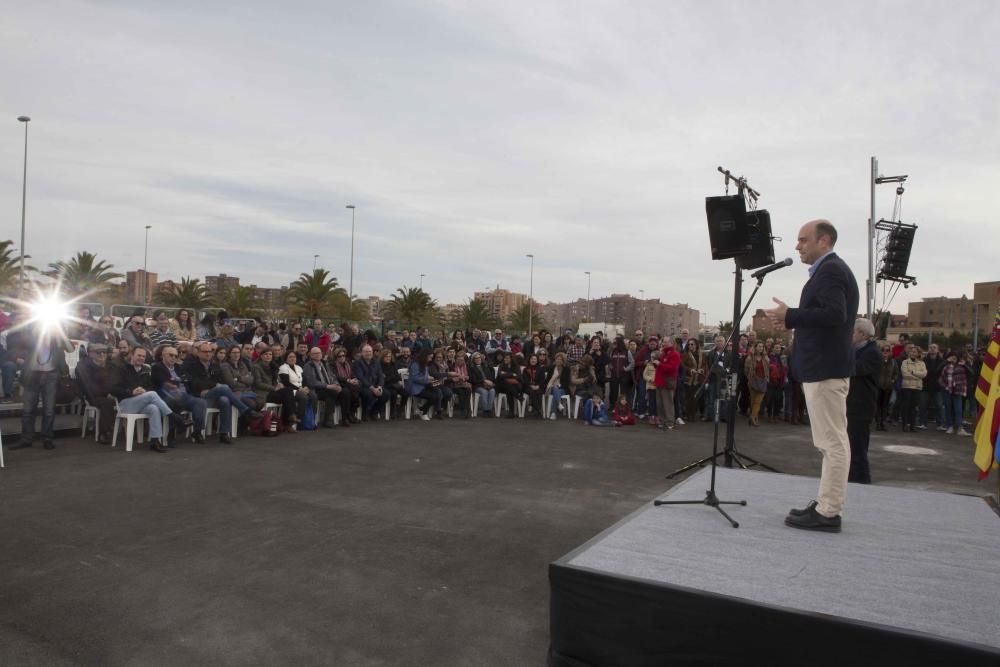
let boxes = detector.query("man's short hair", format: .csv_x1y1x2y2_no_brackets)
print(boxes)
854,318,875,338
815,220,838,247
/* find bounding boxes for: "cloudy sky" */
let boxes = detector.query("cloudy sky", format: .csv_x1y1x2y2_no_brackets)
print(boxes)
2,0,998,325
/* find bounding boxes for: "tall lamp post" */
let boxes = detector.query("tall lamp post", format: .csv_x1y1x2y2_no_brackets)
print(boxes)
584,271,591,322
346,204,356,303
419,273,425,290
16,115,30,300
526,254,534,336
313,254,319,271
143,225,152,305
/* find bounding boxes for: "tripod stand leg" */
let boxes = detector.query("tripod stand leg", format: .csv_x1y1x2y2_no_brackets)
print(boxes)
713,504,740,528
664,455,715,479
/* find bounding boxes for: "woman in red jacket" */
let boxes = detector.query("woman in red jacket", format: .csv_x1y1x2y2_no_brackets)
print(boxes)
653,340,681,429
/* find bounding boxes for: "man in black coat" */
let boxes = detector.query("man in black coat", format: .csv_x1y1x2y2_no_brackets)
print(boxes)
76,344,116,444
766,220,860,533
846,319,882,484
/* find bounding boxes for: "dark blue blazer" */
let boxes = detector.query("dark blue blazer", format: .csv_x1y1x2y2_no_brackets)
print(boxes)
785,252,859,383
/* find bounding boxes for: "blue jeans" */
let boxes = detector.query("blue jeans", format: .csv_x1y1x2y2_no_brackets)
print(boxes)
202,385,251,432
548,386,565,417
119,392,174,439
945,393,964,430
1,361,18,397
20,370,58,441
919,390,945,427
633,378,647,414
474,386,496,414
160,389,207,433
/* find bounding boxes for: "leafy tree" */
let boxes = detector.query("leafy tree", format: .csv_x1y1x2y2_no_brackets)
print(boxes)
873,309,892,340
286,269,347,318
382,286,438,328
0,240,35,296
506,303,544,336
451,298,497,331
46,251,122,296
157,276,214,309
219,285,261,317
717,320,734,339
342,298,371,322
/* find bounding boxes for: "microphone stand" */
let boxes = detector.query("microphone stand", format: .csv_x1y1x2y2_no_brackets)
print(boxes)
664,268,781,481
655,266,784,528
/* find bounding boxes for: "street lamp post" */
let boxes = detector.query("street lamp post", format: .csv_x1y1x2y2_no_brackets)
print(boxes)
143,225,152,305
584,271,591,322
16,115,30,300
419,273,425,290
313,254,319,271
345,204,356,303
526,254,534,336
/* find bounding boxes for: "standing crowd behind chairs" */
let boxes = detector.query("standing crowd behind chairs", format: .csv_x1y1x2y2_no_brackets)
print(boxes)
0,305,986,454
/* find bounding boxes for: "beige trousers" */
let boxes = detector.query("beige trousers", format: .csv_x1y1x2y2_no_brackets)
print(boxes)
802,378,851,517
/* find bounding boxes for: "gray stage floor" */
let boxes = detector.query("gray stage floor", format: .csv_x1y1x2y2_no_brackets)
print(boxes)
568,466,1000,651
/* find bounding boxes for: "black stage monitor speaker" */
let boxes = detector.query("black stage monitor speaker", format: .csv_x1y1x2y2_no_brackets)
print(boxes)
735,209,775,270
706,196,750,260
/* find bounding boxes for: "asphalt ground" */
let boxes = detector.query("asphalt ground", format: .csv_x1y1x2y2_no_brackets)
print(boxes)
0,413,992,666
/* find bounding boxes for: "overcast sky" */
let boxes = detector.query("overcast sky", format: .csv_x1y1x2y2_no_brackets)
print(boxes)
2,1,998,325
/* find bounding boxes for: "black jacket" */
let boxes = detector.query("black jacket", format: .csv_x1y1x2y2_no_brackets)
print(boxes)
180,356,222,395
353,357,385,389
110,363,154,400
923,354,945,392
77,356,112,402
469,363,495,388
785,253,860,382
847,340,883,423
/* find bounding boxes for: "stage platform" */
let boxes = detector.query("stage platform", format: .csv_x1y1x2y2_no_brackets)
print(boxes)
549,467,1000,666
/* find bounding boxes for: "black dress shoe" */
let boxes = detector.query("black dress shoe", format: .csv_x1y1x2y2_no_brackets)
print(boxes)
7,440,31,450
219,433,233,444
97,434,112,445
785,506,841,532
788,500,818,517
43,440,55,450
193,433,206,444
149,439,168,453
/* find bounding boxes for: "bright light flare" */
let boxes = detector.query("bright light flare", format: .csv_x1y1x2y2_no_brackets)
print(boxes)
30,296,71,329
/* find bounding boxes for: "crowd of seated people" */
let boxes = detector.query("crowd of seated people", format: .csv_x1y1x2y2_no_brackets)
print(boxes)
0,305,987,454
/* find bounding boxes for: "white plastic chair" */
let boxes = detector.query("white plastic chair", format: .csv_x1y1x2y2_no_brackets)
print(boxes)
470,393,480,417
1,424,5,468
111,411,149,452
80,403,100,441
494,393,508,418
515,395,528,418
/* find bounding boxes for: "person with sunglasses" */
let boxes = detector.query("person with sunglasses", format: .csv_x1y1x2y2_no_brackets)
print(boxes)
123,315,154,353
75,343,117,444
152,345,208,445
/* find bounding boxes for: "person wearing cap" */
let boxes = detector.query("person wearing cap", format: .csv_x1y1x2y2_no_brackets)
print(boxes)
485,329,509,365
76,343,117,444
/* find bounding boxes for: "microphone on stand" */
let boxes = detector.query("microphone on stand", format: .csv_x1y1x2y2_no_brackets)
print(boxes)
750,258,793,280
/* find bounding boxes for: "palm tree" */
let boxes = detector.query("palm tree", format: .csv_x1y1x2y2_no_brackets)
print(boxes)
286,269,347,318
382,286,438,328
220,285,261,317
46,251,123,297
0,240,35,296
157,276,214,309
506,303,543,336
451,297,497,331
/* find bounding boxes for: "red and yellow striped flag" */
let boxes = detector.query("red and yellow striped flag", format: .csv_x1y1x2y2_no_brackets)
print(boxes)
973,299,1000,479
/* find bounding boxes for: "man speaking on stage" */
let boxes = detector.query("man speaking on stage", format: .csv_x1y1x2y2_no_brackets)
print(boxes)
765,219,860,533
